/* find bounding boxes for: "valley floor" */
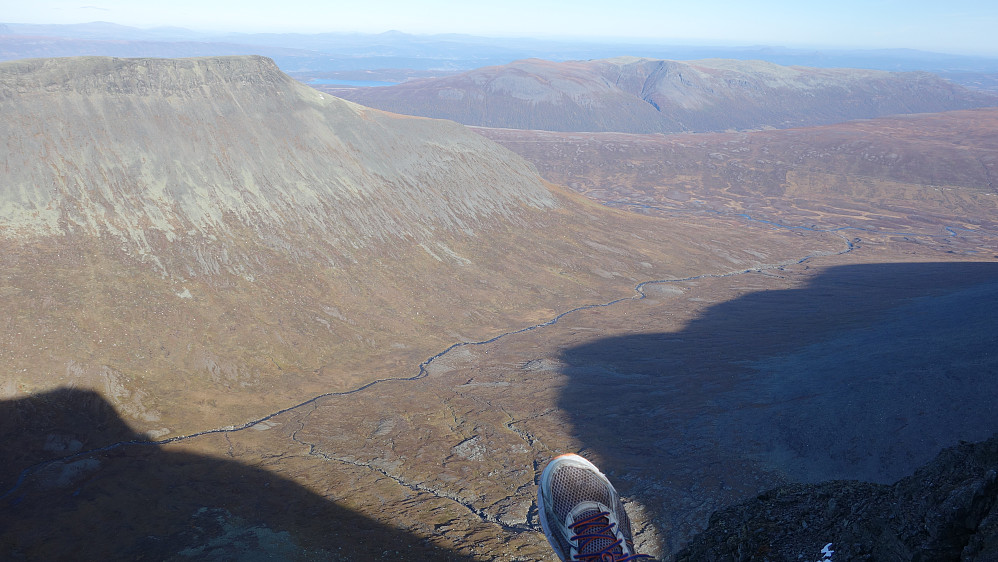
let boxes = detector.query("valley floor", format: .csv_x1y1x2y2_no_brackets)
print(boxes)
4,111,998,560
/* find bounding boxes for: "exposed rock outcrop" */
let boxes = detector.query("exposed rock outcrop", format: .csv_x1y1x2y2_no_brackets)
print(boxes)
674,436,998,561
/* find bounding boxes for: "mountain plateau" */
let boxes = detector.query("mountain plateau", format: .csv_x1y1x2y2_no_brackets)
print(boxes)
331,57,998,134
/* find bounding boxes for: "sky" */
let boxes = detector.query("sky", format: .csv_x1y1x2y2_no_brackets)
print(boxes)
5,0,998,56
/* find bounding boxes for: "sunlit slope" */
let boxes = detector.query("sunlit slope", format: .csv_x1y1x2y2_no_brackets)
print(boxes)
0,55,555,261
0,55,836,436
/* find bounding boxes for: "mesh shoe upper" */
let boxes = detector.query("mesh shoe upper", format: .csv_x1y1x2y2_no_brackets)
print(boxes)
537,454,650,561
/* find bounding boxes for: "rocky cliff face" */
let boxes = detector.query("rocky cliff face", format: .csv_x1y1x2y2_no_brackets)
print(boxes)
332,57,998,134
674,435,998,561
0,55,554,274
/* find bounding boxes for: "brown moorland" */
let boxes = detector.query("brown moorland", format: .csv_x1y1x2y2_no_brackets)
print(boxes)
0,56,837,559
2,57,996,560
0,55,825,439
477,107,998,249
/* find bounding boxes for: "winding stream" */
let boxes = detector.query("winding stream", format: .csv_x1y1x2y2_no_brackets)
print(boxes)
3,207,994,504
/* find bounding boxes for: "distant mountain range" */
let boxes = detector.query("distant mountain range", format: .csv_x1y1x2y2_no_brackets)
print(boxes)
4,21,998,80
333,56,998,134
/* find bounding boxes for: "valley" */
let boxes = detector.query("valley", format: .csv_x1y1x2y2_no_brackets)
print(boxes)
476,107,998,254
1,55,996,561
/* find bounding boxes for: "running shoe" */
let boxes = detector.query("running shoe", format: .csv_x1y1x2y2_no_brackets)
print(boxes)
537,453,651,561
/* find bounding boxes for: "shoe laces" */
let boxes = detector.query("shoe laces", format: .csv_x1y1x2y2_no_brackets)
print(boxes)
568,510,652,561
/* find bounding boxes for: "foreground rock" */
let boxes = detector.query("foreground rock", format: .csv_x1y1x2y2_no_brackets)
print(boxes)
675,436,998,561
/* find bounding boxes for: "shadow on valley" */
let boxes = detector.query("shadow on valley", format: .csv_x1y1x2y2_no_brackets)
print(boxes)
558,261,998,553
0,388,473,561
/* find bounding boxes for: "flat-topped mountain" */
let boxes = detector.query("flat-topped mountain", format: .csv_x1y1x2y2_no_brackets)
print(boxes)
0,55,554,270
332,57,998,133
0,55,558,433
1,55,807,438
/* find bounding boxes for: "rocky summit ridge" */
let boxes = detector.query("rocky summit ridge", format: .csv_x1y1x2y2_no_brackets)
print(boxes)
332,56,998,134
0,55,554,274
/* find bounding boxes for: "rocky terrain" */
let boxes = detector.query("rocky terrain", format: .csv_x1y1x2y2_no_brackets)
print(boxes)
1,55,996,560
331,57,998,134
675,436,998,561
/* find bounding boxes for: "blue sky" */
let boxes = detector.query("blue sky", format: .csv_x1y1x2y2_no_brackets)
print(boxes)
6,0,998,55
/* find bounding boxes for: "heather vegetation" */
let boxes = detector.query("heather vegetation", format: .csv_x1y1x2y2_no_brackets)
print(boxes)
2,51,996,560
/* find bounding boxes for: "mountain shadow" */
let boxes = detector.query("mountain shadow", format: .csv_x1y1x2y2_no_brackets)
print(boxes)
0,388,474,561
558,261,998,555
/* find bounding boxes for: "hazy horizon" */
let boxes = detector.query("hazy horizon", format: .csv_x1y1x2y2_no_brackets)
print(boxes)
4,0,998,57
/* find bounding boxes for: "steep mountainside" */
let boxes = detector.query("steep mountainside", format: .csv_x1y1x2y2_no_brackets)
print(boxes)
332,57,998,133
0,55,554,269
0,56,821,438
